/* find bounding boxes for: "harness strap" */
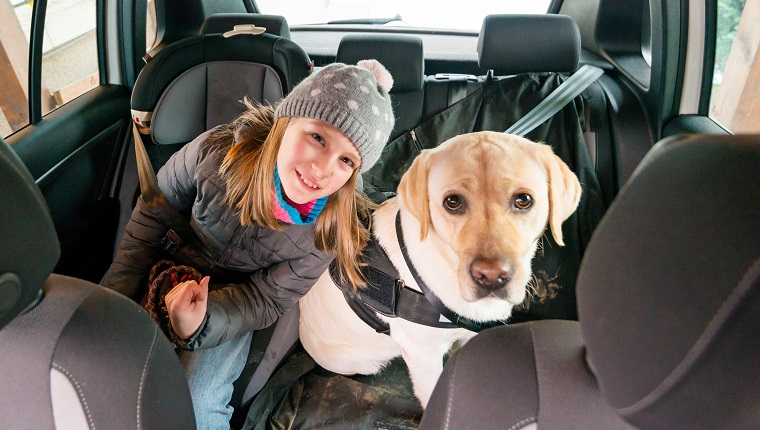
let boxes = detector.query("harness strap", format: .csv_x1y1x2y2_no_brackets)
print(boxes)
330,223,460,333
332,210,506,333
395,212,505,332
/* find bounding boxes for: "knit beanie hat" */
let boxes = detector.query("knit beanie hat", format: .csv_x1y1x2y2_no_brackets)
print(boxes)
275,60,395,173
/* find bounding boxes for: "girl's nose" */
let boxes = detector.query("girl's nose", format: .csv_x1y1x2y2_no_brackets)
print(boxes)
311,156,332,180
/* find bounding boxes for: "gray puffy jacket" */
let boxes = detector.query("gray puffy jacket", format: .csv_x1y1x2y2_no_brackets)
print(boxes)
101,130,333,350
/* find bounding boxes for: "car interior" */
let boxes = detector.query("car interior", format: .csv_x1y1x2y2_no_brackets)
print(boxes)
1,0,758,428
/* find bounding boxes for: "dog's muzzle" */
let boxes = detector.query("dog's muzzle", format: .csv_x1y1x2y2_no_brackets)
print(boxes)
470,258,512,291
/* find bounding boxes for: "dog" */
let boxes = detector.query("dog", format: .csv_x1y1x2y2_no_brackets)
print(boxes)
299,131,582,407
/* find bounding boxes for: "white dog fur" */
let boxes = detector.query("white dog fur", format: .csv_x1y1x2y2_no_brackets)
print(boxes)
299,131,582,407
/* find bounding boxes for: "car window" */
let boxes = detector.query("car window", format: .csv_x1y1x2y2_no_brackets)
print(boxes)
0,0,99,138
709,0,759,133
254,0,552,31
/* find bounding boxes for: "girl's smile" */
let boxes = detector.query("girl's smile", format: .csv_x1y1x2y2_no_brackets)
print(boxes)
277,117,360,204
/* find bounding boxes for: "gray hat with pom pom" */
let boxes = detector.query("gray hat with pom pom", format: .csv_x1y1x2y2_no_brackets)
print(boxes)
275,60,395,173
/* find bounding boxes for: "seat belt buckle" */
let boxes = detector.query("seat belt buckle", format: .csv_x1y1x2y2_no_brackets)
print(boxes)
161,229,181,255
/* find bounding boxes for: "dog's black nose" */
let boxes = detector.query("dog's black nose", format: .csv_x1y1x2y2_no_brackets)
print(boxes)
470,259,512,290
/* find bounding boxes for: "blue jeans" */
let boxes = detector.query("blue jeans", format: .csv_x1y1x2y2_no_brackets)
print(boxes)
179,331,253,430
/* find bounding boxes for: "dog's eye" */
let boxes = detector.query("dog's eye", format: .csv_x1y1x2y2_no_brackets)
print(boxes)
513,193,533,211
443,195,465,213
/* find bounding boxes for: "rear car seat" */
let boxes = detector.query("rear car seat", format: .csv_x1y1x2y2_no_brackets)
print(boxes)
364,14,608,322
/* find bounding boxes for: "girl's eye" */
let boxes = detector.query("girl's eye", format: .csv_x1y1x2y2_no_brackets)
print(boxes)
311,133,324,144
443,194,465,214
513,193,533,211
340,156,355,167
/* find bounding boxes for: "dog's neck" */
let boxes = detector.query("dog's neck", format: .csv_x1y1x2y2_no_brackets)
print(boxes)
373,198,457,294
373,197,514,322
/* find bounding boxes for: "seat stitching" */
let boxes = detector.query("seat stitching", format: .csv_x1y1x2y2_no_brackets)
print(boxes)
52,362,96,430
508,416,537,430
136,325,159,430
442,352,459,430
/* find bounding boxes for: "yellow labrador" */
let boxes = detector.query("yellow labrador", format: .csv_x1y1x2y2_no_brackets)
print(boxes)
299,131,581,407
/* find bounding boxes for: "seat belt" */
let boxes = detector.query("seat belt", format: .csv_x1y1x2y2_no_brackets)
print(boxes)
505,64,604,137
132,124,226,267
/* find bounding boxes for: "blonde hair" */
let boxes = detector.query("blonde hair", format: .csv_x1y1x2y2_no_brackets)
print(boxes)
217,101,372,289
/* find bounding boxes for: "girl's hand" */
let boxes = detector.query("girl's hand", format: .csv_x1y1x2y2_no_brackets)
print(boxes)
165,276,210,339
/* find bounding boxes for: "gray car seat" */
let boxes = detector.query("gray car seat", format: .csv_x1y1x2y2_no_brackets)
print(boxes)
419,133,760,429
0,136,196,429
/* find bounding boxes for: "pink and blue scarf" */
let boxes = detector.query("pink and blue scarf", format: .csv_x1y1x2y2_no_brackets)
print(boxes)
273,166,327,225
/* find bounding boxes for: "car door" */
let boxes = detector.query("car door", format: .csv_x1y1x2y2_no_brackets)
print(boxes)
1,0,150,282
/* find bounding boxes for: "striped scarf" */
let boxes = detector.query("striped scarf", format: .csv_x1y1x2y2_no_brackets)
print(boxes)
273,166,327,225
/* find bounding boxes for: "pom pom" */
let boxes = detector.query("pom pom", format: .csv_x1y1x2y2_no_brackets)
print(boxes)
357,59,393,93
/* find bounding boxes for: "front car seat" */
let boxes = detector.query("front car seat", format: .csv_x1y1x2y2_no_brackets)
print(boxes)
0,136,196,429
419,134,760,429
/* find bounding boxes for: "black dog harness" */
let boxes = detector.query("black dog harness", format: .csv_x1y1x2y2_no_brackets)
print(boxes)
329,211,506,334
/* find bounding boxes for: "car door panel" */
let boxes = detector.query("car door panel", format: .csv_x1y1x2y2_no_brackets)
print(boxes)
7,84,131,282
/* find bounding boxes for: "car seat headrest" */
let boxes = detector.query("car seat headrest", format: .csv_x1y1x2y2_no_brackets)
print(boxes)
200,13,291,39
336,34,424,92
478,14,580,75
0,137,60,330
577,134,760,429
130,32,310,145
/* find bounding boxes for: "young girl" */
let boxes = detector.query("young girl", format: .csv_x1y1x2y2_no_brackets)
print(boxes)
101,60,395,428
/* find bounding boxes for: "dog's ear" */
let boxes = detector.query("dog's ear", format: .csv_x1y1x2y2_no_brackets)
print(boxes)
398,150,433,240
540,147,582,246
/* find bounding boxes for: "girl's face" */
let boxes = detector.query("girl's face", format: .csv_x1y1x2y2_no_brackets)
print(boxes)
277,118,360,204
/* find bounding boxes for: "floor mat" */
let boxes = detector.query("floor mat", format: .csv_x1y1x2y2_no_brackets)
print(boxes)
243,352,423,430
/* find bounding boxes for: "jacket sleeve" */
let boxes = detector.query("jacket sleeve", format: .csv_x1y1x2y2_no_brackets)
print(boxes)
99,132,208,301
99,196,170,302
177,250,334,351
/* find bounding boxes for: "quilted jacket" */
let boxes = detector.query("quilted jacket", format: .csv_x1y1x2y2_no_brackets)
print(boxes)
101,129,333,350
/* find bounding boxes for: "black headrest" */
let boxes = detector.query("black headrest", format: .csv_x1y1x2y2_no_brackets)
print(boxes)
0,137,60,330
478,14,580,75
578,134,760,428
336,34,424,92
200,13,291,39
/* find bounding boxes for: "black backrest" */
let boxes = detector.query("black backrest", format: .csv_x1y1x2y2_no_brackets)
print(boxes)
578,134,760,428
364,14,605,322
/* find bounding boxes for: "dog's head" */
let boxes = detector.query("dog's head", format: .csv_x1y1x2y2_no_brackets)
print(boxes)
397,132,581,306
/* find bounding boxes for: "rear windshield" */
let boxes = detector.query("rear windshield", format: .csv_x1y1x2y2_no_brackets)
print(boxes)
253,0,552,31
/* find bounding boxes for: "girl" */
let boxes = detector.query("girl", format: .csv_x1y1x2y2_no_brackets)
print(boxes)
101,60,395,428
